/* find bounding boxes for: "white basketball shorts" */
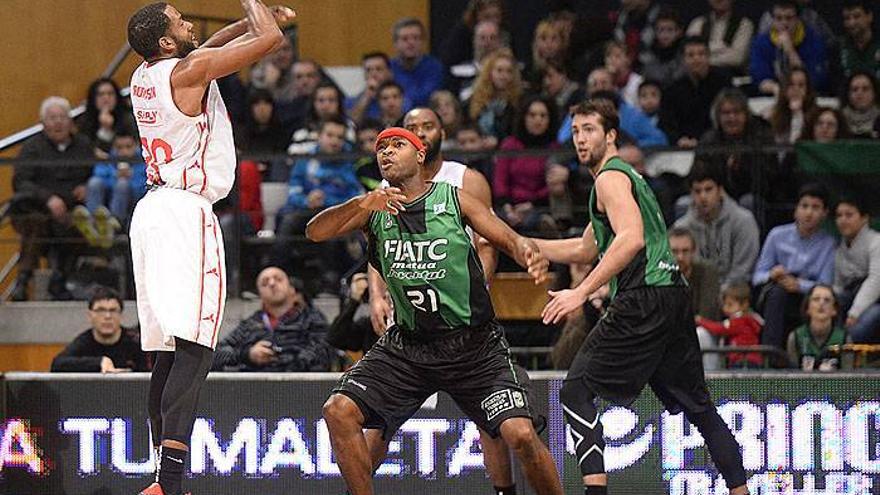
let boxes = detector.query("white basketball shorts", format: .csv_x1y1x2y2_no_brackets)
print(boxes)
130,188,226,351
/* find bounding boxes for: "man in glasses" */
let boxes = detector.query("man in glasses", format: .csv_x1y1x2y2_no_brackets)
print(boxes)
51,286,149,373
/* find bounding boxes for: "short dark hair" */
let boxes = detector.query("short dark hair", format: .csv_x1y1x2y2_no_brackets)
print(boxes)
798,183,829,208
377,80,404,96
722,283,751,304
392,17,425,40
682,35,709,51
654,6,682,27
89,286,123,311
127,2,169,60
801,283,839,318
836,195,870,216
639,79,662,94
772,0,800,12
456,122,484,136
687,159,725,188
667,226,696,247
569,98,620,135
845,70,880,108
319,115,348,132
357,117,383,132
405,106,444,126
362,51,390,66
842,0,874,13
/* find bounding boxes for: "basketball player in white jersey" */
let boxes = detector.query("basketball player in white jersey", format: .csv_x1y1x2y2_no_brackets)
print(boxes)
126,3,293,494
366,108,522,495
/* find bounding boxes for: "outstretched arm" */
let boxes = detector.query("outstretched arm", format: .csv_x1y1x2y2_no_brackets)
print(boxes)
172,1,287,91
306,188,407,242
459,189,548,284
463,168,499,283
542,171,645,324
531,224,599,265
201,5,294,48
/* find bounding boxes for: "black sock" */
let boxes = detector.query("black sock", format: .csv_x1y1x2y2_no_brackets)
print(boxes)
585,486,607,495
494,484,516,495
158,446,187,495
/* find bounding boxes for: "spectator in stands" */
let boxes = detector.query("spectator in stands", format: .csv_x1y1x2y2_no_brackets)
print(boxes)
604,40,643,107
686,0,755,74
390,17,444,107
85,131,145,232
274,118,362,290
842,70,880,138
10,96,95,301
528,19,567,86
750,0,829,95
541,59,584,121
758,0,836,54
639,7,685,83
213,266,333,372
467,48,522,148
637,79,662,127
669,227,722,320
453,123,494,180
448,20,505,101
288,82,355,155
557,70,668,147
430,90,465,145
236,89,289,159
76,77,137,157
753,184,836,351
346,52,408,124
353,119,383,191
494,95,560,233
660,36,731,148
326,271,380,367
834,197,880,343
696,88,775,202
839,0,880,82
51,286,149,372
801,107,851,142
276,58,324,133
696,284,764,368
787,284,853,370
377,80,407,128
766,68,817,144
674,160,760,287
439,0,508,68
250,36,297,102
612,0,661,64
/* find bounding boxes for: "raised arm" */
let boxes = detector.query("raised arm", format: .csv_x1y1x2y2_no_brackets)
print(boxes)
542,171,645,324
305,187,406,242
201,5,293,48
459,189,548,284
531,224,599,265
172,1,287,97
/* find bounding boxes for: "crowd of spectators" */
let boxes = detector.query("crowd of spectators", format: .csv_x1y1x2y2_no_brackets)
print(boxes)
11,0,880,368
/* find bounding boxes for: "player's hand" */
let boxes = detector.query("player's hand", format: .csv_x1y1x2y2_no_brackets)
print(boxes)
350,273,369,302
100,356,128,373
46,195,68,219
846,316,857,328
270,5,296,24
779,275,800,293
769,265,787,282
370,296,392,336
542,287,587,325
248,340,278,366
359,188,407,215
307,189,325,209
524,245,549,285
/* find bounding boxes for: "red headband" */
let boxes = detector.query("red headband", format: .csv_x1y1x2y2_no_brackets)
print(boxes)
375,127,425,152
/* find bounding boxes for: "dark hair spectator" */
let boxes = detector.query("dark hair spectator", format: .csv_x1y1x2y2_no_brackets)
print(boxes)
834,197,880,344
440,0,508,67
236,89,289,155
787,284,853,370
842,70,880,138
76,77,138,155
639,7,685,83
767,68,817,144
685,0,755,73
604,40,643,107
838,0,879,87
390,17,445,107
696,283,764,369
801,106,851,142
377,80,407,127
288,81,355,155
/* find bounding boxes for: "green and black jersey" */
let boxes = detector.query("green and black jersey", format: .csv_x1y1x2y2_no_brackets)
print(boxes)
588,157,685,298
367,182,493,335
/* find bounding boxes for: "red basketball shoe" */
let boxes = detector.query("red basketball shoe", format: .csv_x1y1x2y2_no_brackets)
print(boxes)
137,482,191,495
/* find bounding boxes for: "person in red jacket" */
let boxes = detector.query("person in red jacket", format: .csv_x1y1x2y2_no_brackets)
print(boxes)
697,283,765,368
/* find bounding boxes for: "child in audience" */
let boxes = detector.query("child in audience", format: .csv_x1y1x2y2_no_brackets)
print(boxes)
787,284,852,371
637,79,663,127
696,284,764,368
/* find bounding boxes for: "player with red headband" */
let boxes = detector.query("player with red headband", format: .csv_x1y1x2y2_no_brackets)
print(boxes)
306,128,564,495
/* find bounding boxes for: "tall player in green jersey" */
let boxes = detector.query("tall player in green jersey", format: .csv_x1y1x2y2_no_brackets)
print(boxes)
307,128,564,495
535,100,750,495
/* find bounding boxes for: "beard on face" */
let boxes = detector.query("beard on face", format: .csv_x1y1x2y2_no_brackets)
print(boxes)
581,140,606,169
424,134,443,163
173,33,198,57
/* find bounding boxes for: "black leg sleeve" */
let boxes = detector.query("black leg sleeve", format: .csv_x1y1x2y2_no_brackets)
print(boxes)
160,338,214,445
149,351,175,448
559,377,605,477
686,407,748,489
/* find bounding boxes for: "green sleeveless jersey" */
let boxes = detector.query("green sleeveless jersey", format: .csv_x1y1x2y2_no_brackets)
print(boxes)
588,157,684,298
367,182,493,335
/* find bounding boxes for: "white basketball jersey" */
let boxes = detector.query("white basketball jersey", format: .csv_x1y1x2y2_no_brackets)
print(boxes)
130,58,236,203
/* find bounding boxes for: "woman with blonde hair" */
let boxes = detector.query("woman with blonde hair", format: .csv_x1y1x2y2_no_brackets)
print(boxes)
467,48,522,147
